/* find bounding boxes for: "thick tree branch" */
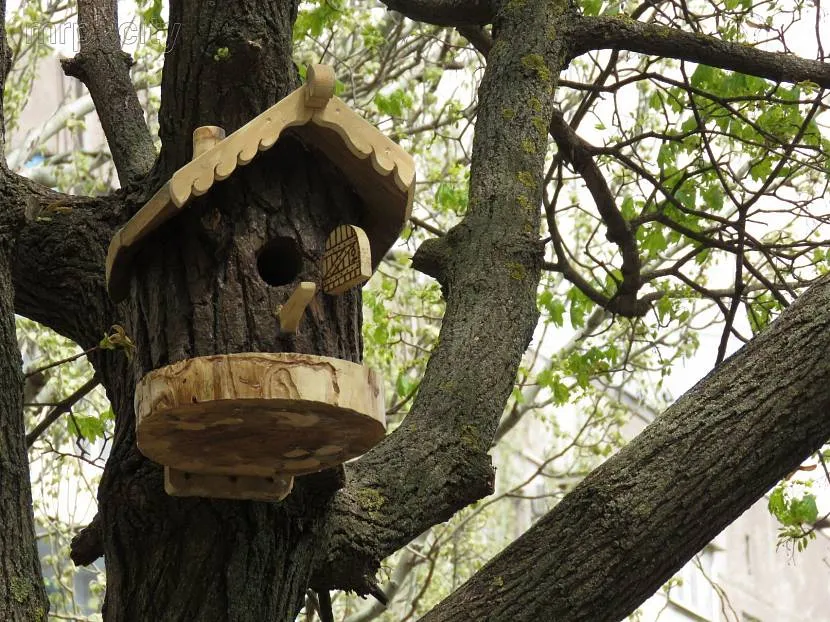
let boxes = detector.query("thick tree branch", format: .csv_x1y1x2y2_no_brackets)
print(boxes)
457,25,493,56
314,0,571,594
61,0,156,186
0,248,49,620
378,0,495,27
571,15,830,88
0,8,49,596
70,513,103,566
0,24,119,358
421,273,830,621
453,17,650,317
0,170,121,348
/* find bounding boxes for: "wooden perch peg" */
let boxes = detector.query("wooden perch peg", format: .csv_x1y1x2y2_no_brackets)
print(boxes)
322,225,372,295
279,282,317,333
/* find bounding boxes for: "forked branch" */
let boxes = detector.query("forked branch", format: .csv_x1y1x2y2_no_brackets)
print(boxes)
61,0,156,185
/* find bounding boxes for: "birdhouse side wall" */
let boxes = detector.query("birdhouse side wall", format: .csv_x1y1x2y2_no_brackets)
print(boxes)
124,136,366,382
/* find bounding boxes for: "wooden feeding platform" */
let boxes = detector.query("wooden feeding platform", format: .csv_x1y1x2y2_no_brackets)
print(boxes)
136,353,386,501
108,65,413,502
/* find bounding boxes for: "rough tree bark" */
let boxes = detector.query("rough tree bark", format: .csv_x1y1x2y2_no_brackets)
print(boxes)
1,0,829,621
0,0,50,615
0,223,48,622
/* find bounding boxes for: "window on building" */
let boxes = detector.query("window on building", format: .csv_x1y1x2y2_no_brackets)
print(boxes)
669,547,718,621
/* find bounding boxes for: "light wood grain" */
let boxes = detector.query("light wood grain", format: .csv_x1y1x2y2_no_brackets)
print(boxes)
135,353,386,478
321,225,372,294
304,64,335,108
105,183,175,301
192,125,226,158
279,281,317,333
310,95,415,196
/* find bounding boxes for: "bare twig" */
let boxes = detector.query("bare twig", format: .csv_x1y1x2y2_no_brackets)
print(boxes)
26,375,100,447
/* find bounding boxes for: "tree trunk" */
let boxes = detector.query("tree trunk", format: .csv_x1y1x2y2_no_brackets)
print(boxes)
0,245,48,621
93,2,365,620
4,1,830,621
0,0,49,615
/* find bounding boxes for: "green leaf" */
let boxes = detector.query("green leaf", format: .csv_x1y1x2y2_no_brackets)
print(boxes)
768,484,819,527
566,288,592,329
293,0,341,41
138,0,165,29
435,181,468,215
539,290,566,327
374,89,413,118
581,0,602,16
656,295,673,322
690,64,714,89
642,226,668,257
768,486,787,519
69,414,106,442
551,377,570,405
789,494,819,525
701,183,724,212
749,158,772,181
620,196,636,220
99,325,135,360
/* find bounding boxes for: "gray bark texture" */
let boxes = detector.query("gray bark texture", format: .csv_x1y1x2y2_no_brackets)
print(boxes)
0,0,829,621
0,0,51,616
0,239,49,622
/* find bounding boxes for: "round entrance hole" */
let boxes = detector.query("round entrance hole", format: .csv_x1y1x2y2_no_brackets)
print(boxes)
257,237,302,286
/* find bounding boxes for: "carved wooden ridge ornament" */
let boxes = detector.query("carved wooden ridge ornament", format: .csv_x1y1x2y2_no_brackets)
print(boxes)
108,65,415,502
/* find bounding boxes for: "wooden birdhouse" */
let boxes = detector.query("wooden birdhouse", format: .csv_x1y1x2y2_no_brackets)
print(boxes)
106,65,414,502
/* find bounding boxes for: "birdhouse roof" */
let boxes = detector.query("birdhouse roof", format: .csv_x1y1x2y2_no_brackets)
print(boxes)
106,65,415,302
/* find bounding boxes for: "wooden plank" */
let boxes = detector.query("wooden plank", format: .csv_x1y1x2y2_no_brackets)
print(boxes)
106,183,176,302
304,64,335,108
165,467,294,502
310,95,416,196
192,125,226,158
169,87,312,204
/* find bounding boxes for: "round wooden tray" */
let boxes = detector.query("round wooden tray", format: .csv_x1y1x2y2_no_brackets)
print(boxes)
135,353,385,477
